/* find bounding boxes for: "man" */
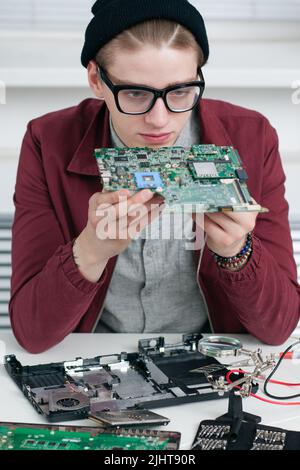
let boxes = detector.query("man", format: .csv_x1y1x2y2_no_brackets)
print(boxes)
10,0,300,352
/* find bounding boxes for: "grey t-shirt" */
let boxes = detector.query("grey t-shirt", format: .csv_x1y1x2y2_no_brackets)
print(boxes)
95,109,208,333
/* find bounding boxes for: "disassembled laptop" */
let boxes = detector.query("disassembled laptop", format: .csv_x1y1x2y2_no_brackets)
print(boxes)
4,334,232,426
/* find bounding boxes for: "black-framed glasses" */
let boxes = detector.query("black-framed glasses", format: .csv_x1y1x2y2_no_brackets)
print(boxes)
97,64,205,115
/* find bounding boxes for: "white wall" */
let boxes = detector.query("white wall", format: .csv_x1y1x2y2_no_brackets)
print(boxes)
0,21,300,216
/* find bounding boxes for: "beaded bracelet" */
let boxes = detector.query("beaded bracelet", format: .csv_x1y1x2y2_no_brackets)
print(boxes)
211,232,253,270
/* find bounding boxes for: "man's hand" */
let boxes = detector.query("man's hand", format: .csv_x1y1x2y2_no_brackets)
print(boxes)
193,206,259,258
74,189,164,282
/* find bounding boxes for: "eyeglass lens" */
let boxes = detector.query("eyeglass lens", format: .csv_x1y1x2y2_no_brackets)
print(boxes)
118,85,200,114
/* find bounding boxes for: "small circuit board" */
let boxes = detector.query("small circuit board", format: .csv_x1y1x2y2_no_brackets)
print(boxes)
94,144,268,213
0,422,180,451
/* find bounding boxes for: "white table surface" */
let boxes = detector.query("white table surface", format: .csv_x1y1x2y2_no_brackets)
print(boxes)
1,332,300,450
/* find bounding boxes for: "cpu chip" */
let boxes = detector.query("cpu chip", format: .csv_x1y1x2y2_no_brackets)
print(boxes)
134,172,164,189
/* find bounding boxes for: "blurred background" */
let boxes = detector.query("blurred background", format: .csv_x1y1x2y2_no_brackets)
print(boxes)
0,1,299,329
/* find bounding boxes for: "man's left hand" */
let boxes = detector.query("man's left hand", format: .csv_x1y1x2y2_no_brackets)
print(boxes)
192,208,259,258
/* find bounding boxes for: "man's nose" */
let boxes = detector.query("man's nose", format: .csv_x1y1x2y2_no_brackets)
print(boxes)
144,97,170,127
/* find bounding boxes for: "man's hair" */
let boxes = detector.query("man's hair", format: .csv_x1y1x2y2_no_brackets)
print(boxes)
96,19,204,69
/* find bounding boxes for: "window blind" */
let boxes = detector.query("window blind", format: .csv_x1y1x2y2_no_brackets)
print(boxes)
191,0,300,20
0,0,299,31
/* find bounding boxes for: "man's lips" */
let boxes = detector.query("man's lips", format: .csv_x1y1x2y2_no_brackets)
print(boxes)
140,132,171,137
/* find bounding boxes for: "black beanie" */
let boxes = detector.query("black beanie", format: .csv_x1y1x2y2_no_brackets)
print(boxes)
81,0,209,68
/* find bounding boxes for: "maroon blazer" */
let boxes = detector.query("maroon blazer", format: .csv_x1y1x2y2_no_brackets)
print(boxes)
10,98,300,352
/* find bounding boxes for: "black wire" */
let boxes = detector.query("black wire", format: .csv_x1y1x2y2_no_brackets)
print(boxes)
263,339,300,400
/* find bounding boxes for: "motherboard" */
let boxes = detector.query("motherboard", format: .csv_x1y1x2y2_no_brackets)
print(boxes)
4,334,231,425
95,144,268,213
0,422,180,450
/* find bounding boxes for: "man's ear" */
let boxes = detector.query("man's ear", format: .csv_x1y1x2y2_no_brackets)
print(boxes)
87,60,105,98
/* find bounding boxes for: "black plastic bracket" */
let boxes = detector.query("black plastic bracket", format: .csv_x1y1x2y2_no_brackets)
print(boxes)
216,389,261,442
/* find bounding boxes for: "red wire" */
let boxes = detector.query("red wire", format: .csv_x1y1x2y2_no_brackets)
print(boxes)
227,369,300,386
226,370,300,406
268,379,300,386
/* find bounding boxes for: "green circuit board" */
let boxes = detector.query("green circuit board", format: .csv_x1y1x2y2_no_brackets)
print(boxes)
0,422,180,451
95,144,268,213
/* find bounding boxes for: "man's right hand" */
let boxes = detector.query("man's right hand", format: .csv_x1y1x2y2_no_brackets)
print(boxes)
73,189,164,283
